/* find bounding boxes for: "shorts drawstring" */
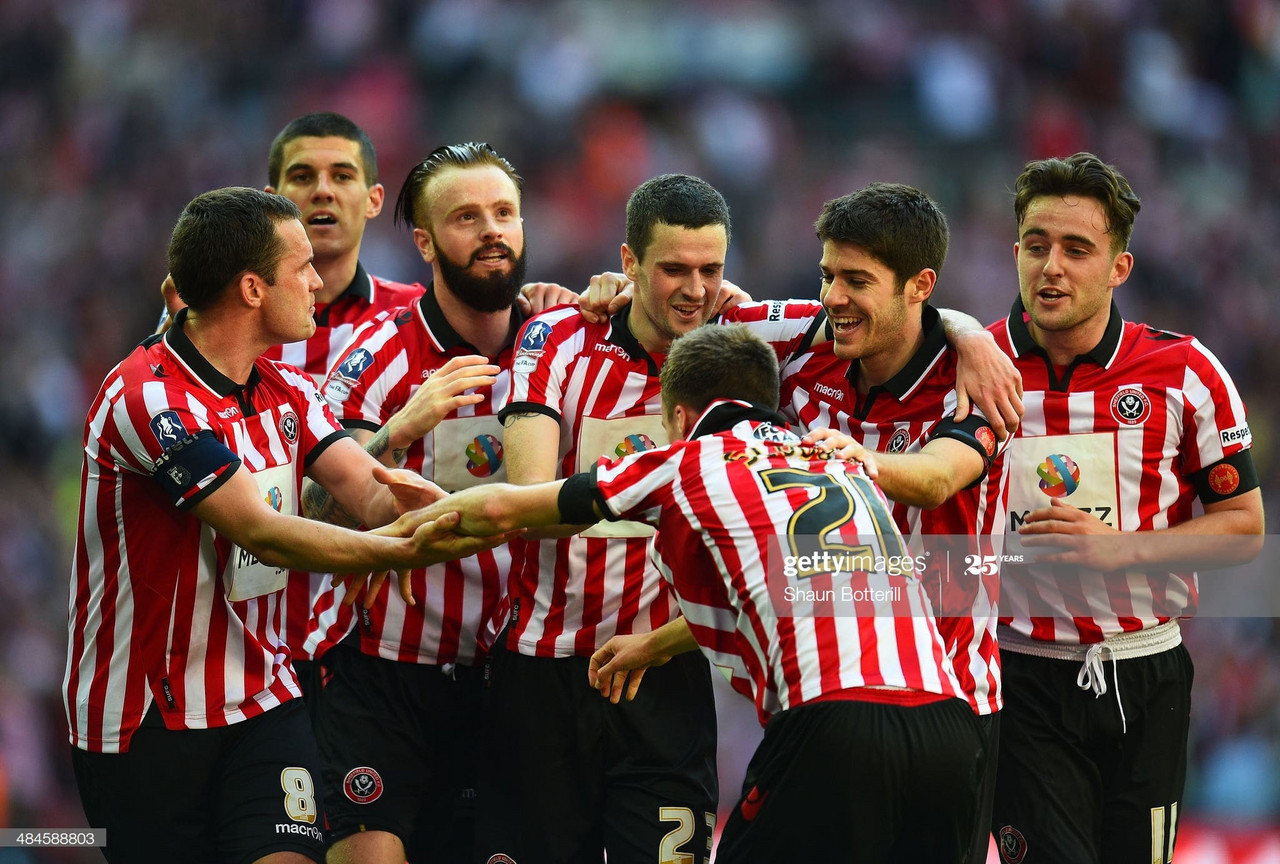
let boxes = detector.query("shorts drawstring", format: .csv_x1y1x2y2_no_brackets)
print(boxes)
1077,642,1127,734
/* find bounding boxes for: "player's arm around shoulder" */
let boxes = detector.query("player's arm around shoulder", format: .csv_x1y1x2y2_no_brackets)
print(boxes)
871,436,988,510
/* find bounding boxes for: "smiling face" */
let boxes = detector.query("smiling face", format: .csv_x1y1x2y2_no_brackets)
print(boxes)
267,135,383,270
1016,194,1132,358
623,222,726,355
416,164,526,312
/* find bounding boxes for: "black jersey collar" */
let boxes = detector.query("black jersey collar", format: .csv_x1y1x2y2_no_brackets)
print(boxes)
418,281,528,354
688,399,791,439
842,303,948,400
1007,295,1124,368
608,305,663,377
164,308,262,398
340,261,374,303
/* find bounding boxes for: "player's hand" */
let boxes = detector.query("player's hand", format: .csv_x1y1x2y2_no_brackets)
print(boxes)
372,464,446,515
802,428,879,479
709,279,751,317
1017,499,1128,569
588,633,672,704
517,282,579,316
385,355,499,447
952,330,1023,440
579,272,632,324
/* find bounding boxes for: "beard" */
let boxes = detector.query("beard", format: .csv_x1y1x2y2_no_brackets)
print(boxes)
434,239,529,313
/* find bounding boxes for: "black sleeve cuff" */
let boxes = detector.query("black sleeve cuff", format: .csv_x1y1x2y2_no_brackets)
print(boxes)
1194,449,1259,504
340,418,381,435
496,401,562,426
558,470,607,524
929,414,996,488
305,428,352,468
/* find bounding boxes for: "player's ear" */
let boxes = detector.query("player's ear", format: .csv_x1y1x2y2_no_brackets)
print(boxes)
1109,250,1134,289
671,404,696,442
238,271,267,308
414,227,436,264
621,243,639,282
365,183,385,219
905,268,936,304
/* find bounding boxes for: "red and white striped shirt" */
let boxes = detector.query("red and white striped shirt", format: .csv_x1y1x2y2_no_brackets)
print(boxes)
589,400,963,724
320,284,519,665
263,263,423,385
993,299,1258,645
273,264,423,661
64,312,348,753
499,302,816,657
777,305,1009,715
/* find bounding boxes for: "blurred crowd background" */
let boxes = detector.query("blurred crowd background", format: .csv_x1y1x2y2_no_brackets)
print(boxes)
2,0,1279,860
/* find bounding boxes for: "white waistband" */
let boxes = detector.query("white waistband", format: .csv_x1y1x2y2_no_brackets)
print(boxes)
998,620,1182,661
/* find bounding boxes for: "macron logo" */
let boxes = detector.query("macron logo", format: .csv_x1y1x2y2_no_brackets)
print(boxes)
813,382,844,400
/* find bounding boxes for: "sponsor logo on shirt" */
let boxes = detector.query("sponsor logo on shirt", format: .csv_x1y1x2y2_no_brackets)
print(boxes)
593,342,630,359
813,382,844,400
149,411,189,448
614,433,657,457
466,434,505,477
264,486,283,512
1110,387,1151,425
216,405,240,419
1037,453,1080,498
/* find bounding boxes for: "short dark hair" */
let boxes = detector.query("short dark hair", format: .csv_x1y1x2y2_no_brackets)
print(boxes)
267,112,378,187
815,183,949,290
393,142,523,230
1013,152,1141,254
168,187,301,310
625,174,731,263
660,325,779,416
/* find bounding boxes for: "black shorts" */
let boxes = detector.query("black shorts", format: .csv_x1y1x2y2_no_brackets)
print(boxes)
72,698,325,864
314,641,482,861
715,696,984,863
475,642,718,864
970,711,1001,863
992,645,1193,864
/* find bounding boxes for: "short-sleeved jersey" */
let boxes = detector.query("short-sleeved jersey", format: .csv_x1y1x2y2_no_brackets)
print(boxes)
992,299,1258,645
64,311,349,753
262,263,423,385
319,284,523,665
271,264,423,661
499,301,817,658
776,305,1009,715
587,400,963,725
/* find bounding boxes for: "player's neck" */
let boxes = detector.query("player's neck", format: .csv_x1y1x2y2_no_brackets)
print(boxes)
181,310,263,385
855,320,924,394
1030,317,1108,368
434,281,516,357
313,253,359,305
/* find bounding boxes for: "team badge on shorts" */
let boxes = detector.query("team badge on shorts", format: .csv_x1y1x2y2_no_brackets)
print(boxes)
279,411,299,443
343,767,384,804
997,825,1027,863
887,428,911,453
486,856,518,864
1110,388,1151,425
